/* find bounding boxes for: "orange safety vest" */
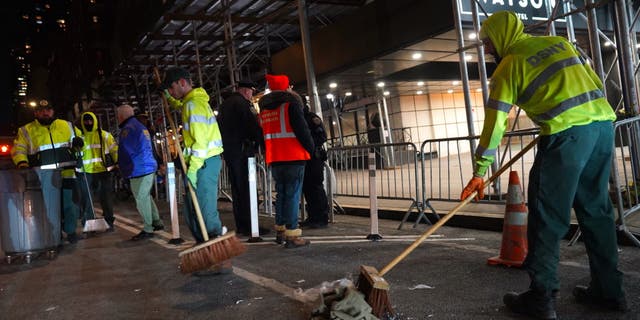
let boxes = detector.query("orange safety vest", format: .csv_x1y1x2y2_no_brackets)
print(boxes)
260,102,310,165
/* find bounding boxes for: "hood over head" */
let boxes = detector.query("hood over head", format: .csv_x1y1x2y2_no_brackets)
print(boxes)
479,11,531,58
81,111,98,132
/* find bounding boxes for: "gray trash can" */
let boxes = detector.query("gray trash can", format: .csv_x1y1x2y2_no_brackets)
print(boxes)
0,168,62,263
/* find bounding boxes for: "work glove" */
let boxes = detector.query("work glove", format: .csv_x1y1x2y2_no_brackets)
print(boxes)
72,136,84,149
17,161,29,169
186,169,198,190
461,176,484,201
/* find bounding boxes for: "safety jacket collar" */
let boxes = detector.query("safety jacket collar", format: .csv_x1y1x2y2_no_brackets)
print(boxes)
480,11,531,58
181,87,210,105
258,90,304,110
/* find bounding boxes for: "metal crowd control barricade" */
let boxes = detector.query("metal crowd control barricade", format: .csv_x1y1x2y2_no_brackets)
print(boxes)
609,117,640,246
327,142,425,230
418,130,539,226
0,168,62,264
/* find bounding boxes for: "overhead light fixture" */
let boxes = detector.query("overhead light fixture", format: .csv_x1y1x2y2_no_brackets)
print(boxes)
452,81,460,86
326,93,334,99
417,81,424,86
345,92,352,97
469,33,477,40
447,89,454,94
475,88,482,92
329,82,337,88
416,90,423,95
377,81,385,88
29,101,37,107
383,91,390,96
604,41,614,47
464,54,472,61
411,52,422,60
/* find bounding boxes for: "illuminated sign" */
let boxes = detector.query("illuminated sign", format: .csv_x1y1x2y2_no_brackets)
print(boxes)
460,0,566,24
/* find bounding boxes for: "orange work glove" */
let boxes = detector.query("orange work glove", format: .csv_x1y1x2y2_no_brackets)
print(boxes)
461,176,484,201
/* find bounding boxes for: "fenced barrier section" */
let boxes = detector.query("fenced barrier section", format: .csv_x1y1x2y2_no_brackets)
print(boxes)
327,142,425,227
611,117,640,246
419,129,539,207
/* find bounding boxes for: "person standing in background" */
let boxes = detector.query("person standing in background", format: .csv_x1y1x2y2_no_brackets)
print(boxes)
11,100,84,244
77,111,118,231
117,104,164,240
301,103,329,229
258,74,314,248
217,80,267,236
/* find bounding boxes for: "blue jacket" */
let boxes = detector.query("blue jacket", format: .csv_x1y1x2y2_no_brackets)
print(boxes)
117,116,157,178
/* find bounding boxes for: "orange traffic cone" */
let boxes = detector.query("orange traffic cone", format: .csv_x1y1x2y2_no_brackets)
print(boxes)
488,171,528,267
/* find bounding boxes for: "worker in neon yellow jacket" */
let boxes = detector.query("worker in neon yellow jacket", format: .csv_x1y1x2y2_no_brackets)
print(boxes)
162,67,226,243
461,11,626,319
12,100,84,244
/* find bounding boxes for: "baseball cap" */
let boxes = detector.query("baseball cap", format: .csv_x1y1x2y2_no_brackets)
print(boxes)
237,80,257,91
160,67,191,90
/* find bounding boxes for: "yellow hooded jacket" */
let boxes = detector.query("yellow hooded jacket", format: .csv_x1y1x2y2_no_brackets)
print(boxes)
475,11,615,176
79,111,118,173
166,87,223,175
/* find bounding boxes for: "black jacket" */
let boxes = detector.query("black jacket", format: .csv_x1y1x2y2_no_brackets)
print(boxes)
258,90,314,166
217,92,263,159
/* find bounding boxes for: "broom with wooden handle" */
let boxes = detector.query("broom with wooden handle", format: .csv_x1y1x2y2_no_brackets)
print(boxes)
358,136,540,317
153,68,245,273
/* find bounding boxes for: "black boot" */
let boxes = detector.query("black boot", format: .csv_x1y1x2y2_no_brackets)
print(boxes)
504,290,557,320
573,285,629,312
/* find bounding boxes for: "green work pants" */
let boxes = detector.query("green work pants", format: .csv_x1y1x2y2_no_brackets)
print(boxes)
130,173,161,233
526,121,624,300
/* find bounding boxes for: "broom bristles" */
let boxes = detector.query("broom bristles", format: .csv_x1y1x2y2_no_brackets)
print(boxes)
356,265,393,318
179,231,246,273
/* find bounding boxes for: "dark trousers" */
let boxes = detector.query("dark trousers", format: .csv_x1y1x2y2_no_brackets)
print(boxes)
525,121,624,299
225,156,252,233
78,171,115,226
303,158,329,224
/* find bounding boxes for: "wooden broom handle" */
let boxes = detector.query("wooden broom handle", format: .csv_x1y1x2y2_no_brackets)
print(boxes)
153,67,210,242
379,136,540,276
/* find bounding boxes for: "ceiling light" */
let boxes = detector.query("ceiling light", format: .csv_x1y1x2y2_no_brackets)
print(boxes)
416,90,423,95
29,101,37,107
417,81,424,86
464,54,472,61
452,81,460,86
326,93,334,99
383,91,390,96
604,41,614,47
469,33,477,40
329,82,337,88
377,82,385,88
345,92,352,96
447,89,453,94
475,88,482,92
411,52,422,60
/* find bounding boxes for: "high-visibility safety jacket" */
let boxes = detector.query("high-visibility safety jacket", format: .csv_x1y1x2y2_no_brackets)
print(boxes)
475,11,616,176
79,111,118,173
259,101,311,165
11,118,82,178
167,87,223,174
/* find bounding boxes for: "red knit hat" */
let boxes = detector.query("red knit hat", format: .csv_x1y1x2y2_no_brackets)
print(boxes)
266,74,289,90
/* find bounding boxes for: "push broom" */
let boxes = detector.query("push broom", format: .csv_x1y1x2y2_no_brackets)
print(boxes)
153,68,246,274
357,136,540,317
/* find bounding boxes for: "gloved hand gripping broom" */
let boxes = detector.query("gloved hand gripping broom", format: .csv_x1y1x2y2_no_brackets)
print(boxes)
153,68,245,273
357,136,540,317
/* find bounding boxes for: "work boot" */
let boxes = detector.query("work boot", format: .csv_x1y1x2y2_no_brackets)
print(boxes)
131,230,154,241
274,224,286,244
573,285,629,312
284,228,310,249
504,290,557,320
